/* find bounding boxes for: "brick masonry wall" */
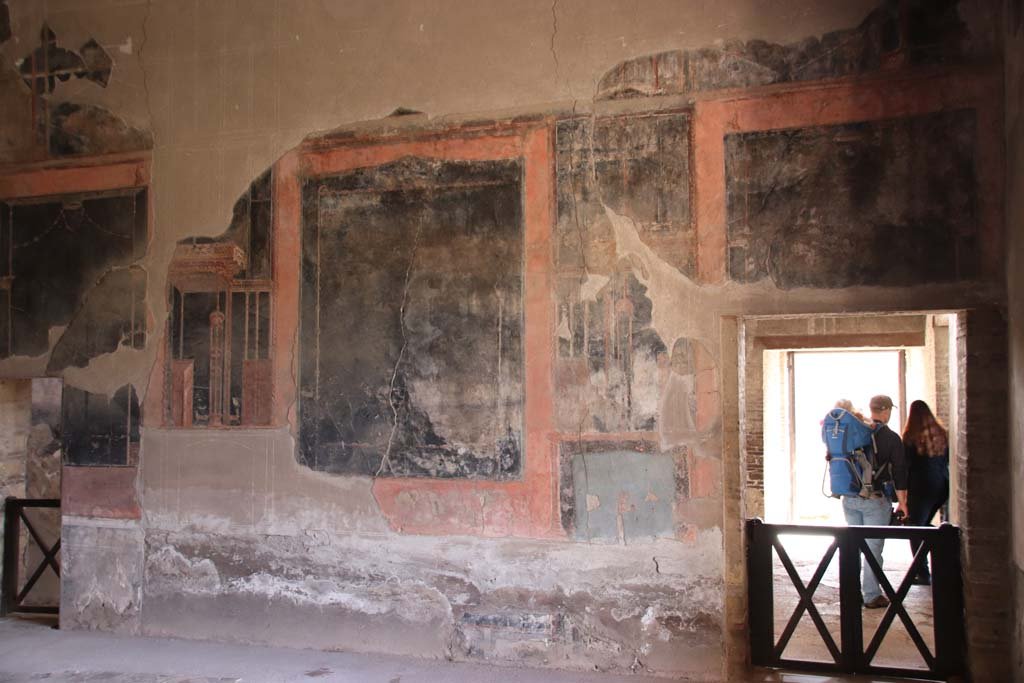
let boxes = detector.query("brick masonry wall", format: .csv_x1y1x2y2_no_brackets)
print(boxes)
956,307,1012,681
934,319,952,426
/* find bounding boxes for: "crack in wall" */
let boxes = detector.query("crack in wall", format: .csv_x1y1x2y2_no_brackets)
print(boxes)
549,0,560,87
377,218,425,477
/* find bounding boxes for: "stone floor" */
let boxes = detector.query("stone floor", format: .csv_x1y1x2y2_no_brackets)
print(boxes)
0,617,932,683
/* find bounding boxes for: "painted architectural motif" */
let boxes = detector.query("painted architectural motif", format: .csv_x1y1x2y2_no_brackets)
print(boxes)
165,171,273,428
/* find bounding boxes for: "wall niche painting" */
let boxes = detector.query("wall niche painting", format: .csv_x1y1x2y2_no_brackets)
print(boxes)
165,170,273,428
0,188,147,362
298,157,524,480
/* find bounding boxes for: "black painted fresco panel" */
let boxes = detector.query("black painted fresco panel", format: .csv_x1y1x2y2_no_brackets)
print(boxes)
47,266,146,373
552,113,686,434
0,189,147,360
62,383,140,466
555,112,693,276
725,110,978,289
298,157,524,479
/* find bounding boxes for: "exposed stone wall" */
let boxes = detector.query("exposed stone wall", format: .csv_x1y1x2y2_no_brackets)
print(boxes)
0,378,60,606
956,307,1011,682
933,316,952,426
0,379,30,591
1005,0,1024,679
0,379,29,497
21,377,61,607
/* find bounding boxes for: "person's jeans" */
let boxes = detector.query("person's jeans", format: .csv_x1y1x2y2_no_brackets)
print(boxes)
842,495,892,603
907,457,949,581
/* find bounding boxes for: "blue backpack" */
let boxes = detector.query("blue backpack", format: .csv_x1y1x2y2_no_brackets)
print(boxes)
821,408,886,498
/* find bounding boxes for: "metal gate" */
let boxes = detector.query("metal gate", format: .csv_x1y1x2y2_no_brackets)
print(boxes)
1,497,60,616
747,518,965,680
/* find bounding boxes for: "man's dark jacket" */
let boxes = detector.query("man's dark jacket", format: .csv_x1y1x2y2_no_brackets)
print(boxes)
873,421,908,491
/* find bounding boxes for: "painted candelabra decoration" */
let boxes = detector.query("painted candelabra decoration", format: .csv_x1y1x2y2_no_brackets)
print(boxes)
165,170,274,427
297,156,524,479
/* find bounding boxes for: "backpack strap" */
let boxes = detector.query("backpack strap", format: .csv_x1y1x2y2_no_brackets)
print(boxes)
864,428,892,495
854,449,873,497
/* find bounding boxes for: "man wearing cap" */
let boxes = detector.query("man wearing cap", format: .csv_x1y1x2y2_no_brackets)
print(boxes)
842,394,909,609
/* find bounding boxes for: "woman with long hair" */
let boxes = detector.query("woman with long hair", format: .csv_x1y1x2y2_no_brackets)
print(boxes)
902,399,949,585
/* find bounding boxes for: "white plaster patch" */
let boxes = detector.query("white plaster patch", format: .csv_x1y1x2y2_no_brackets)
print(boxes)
62,346,155,400
74,561,136,616
298,527,724,603
147,545,221,593
586,493,601,511
228,572,446,624
603,205,716,355
579,272,611,303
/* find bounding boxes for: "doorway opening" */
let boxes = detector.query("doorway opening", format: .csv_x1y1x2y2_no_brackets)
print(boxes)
738,312,960,675
750,313,956,525
0,378,63,623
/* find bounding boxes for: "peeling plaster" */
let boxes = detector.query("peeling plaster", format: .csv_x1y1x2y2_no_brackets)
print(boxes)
142,527,723,673
228,572,449,624
146,545,220,593
62,347,152,401
603,205,718,359
0,325,62,378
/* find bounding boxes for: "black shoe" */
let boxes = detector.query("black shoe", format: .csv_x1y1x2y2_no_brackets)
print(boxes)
913,574,931,586
864,595,890,609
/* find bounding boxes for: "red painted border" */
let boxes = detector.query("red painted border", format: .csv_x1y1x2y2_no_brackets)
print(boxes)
0,157,149,200
62,466,141,519
274,126,560,538
692,70,1003,284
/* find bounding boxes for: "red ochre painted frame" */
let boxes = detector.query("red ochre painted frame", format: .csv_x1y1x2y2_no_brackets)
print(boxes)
0,153,151,520
691,67,1003,284
274,126,559,538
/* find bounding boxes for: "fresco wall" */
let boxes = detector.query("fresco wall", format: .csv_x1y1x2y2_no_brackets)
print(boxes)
0,0,1011,679
298,157,524,479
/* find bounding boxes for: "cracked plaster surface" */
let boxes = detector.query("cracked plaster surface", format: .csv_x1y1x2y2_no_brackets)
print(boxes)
140,526,723,672
0,0,1000,665
0,0,882,339
0,0,924,414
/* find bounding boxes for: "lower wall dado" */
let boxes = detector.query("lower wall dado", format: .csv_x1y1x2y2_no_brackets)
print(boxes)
140,529,723,675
